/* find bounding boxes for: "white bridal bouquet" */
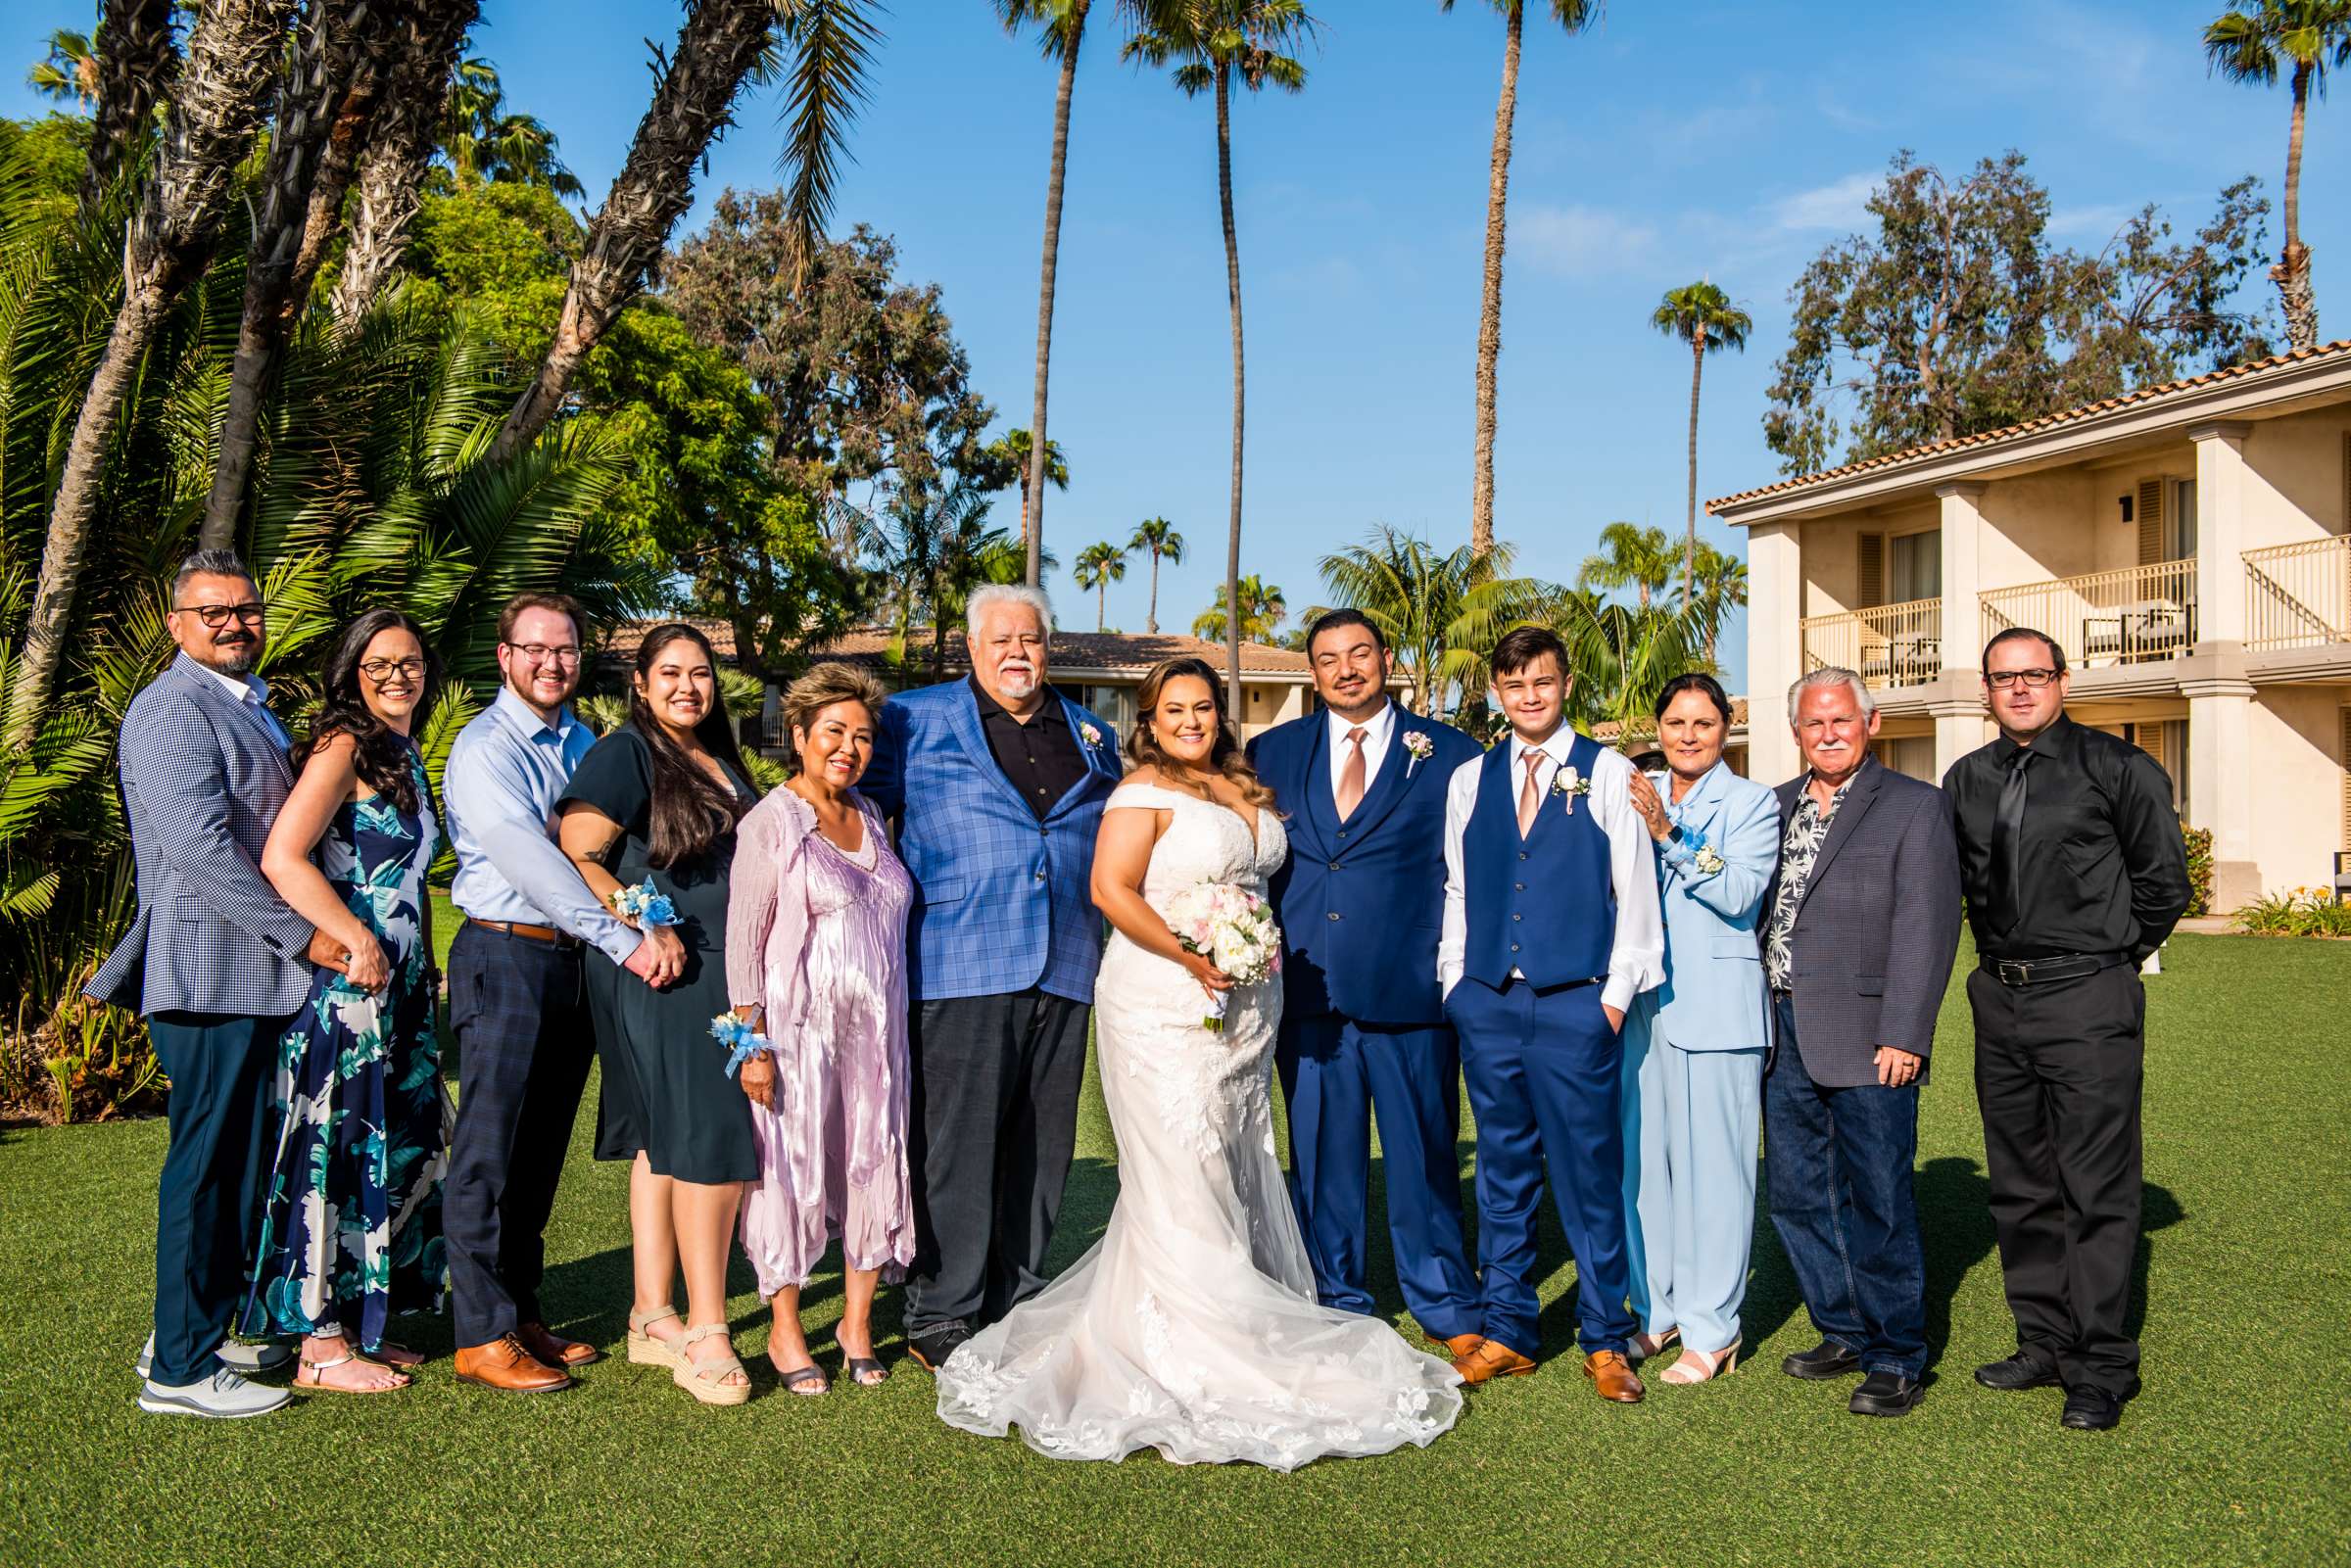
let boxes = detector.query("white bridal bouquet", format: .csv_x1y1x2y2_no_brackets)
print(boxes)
1164,880,1283,1032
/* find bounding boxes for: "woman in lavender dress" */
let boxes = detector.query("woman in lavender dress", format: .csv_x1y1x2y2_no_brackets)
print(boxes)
725,663,916,1395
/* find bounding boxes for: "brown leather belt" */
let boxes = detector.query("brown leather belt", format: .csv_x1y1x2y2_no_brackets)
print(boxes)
467,917,580,949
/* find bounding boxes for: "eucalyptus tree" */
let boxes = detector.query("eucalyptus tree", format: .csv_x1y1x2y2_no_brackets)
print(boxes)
1652,279,1750,603
1575,520,1677,610
1317,524,1543,717
2204,0,2351,348
1128,515,1184,633
1073,539,1128,631
14,0,299,752
331,0,478,325
1447,0,1600,558
1125,0,1316,720
999,0,1093,586
492,0,881,462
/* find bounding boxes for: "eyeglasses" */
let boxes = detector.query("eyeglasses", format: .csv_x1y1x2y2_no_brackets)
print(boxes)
504,642,581,666
1987,668,2060,689
360,657,428,682
174,601,267,629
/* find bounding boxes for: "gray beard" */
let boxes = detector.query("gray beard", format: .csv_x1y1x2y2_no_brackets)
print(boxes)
209,643,259,675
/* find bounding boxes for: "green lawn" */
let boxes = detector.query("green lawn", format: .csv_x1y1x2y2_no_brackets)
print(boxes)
3,933,2346,1566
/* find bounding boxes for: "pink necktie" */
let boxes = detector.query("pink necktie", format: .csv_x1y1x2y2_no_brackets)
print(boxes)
1517,749,1543,837
1335,728,1367,821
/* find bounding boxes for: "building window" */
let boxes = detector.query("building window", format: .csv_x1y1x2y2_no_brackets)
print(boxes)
1082,684,1136,735
1889,529,1942,602
2172,478,2197,560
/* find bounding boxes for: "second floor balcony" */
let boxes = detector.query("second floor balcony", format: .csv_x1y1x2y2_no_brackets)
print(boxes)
1800,596,1942,690
2244,535,2351,652
1980,559,2198,669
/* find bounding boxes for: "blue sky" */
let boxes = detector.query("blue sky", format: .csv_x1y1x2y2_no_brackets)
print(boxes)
10,1,2347,688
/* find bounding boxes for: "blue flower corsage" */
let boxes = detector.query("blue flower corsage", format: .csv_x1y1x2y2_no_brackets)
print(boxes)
710,1012,774,1078
609,879,679,927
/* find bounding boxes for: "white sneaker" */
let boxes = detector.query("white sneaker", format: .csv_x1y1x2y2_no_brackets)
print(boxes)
136,1332,296,1379
138,1366,294,1419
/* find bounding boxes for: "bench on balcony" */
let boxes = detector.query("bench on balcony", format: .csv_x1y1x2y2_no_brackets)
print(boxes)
2082,599,2195,665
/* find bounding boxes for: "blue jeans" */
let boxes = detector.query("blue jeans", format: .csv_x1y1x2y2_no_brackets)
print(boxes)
1764,994,1926,1378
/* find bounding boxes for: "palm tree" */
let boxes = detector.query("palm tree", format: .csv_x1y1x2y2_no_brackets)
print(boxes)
491,0,880,463
1449,0,1600,559
1128,516,1184,633
13,0,299,753
79,2,183,212
1543,588,1705,735
1685,538,1748,669
984,425,1071,556
438,54,586,197
25,29,99,107
1317,525,1544,716
2205,1,2351,349
1651,280,1751,603
1191,574,1286,642
1073,540,1128,630
1576,520,1678,610
1126,0,1316,721
330,2,478,327
999,0,1093,587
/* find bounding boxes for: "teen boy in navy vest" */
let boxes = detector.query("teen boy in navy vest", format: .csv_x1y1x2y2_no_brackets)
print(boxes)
1437,627,1664,1402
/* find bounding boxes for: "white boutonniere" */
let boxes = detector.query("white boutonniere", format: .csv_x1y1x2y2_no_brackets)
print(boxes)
1080,722,1104,752
1401,730,1434,778
1551,766,1593,816
1693,842,1727,876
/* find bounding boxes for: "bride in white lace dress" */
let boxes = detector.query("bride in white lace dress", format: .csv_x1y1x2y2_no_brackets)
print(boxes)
936,658,1462,1470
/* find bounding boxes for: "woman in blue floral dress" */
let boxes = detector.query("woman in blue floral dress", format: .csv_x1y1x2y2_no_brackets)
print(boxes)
246,609,452,1394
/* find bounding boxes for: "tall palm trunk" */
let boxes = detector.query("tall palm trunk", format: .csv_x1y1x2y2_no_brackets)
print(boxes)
1215,65,1245,723
492,0,780,463
203,0,372,549
330,0,475,327
81,0,180,211
1095,580,1107,632
2276,61,2318,350
11,0,297,752
1681,324,1703,606
1024,1,1087,588
286,8,399,319
1145,547,1161,635
1468,5,1520,560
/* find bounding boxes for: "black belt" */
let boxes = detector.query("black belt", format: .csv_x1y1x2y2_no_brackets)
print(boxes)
1980,952,2129,988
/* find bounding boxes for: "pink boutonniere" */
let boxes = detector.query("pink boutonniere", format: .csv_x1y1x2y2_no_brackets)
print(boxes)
1401,730,1434,778
1080,722,1104,752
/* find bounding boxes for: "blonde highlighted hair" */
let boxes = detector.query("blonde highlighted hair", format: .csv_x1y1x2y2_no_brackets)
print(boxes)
781,662,890,759
1125,657,1278,810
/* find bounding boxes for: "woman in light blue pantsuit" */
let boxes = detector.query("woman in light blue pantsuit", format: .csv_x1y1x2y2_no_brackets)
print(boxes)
1619,674,1780,1385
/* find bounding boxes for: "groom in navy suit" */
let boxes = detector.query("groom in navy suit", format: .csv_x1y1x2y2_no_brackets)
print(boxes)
1249,610,1486,1352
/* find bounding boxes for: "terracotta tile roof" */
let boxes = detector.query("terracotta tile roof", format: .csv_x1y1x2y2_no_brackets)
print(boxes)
1705,339,2351,513
603,620,1311,677
1591,697,1751,743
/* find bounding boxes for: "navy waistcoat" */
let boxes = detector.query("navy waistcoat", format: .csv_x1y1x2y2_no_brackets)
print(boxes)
1463,731,1615,989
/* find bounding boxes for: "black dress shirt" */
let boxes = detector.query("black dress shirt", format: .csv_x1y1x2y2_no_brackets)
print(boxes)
1943,714,2191,963
971,676,1087,821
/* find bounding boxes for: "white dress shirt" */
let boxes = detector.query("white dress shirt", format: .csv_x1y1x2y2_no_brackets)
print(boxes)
1324,699,1397,801
200,664,292,749
444,686,638,963
1437,727,1666,1016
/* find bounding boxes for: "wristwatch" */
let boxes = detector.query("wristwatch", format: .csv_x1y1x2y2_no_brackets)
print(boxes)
1666,824,1686,845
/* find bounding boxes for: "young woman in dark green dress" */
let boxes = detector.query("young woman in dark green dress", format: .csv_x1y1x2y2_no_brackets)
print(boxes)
558,623,760,1406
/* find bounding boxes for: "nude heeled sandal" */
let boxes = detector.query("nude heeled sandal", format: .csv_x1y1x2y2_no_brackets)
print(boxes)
1658,1337,1741,1386
674,1322,752,1406
627,1306,683,1369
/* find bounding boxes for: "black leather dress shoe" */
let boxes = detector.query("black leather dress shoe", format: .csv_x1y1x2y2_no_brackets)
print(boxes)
2060,1388,2123,1430
1974,1353,2062,1391
1848,1369,1923,1416
1782,1340,1864,1380
906,1324,972,1374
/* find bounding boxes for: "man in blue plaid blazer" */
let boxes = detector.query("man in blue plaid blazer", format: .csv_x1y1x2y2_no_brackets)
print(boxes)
89,551,344,1420
861,586,1121,1371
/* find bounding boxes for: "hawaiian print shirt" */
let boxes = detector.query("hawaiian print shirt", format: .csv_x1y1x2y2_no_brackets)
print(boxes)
1764,771,1858,991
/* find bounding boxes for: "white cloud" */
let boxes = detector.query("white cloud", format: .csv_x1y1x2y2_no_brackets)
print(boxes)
1515,204,1658,277
1769,171,1879,232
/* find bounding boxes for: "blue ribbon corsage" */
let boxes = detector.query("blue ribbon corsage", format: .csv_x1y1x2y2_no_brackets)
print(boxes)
610,878,679,927
710,1013,775,1078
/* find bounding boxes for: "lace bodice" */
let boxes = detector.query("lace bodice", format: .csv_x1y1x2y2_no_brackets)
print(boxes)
1104,782,1289,911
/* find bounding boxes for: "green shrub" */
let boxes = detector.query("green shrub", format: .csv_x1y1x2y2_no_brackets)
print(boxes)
2182,826,2215,918
2231,886,2351,939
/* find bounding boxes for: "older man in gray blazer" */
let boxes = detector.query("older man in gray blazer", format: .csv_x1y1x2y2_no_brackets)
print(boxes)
90,550,344,1419
1762,668,1961,1419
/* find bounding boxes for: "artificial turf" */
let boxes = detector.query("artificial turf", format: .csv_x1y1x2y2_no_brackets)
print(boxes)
2,930,2345,1566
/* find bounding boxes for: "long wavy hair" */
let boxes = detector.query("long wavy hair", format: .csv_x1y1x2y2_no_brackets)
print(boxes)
628,622,758,867
293,608,441,817
1125,657,1278,810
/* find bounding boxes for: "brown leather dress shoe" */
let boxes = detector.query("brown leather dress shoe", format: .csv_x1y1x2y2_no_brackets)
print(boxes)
1452,1338,1538,1386
517,1320,603,1367
454,1335,572,1394
1426,1331,1487,1360
1583,1349,1645,1403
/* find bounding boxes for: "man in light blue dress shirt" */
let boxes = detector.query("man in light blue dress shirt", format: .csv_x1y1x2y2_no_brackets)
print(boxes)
441,594,679,1392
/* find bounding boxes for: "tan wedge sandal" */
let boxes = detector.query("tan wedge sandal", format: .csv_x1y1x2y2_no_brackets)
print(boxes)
627,1306,683,1370
674,1323,751,1407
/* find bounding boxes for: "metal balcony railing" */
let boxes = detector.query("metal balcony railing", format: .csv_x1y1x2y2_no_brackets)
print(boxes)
1980,559,2197,667
2243,536,2351,652
1800,597,1943,689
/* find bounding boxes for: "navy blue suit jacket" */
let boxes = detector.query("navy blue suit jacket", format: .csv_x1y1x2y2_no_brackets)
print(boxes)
1250,707,1482,1027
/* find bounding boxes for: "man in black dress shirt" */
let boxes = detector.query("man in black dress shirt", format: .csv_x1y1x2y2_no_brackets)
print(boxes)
1943,628,2190,1432
973,672,1088,813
